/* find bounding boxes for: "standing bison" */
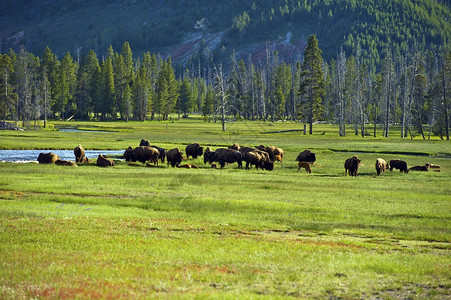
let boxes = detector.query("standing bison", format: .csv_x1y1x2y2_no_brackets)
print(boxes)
375,158,387,175
151,145,167,163
204,147,215,165
97,154,115,167
389,159,409,173
296,150,316,164
74,144,89,163
124,146,159,165
37,152,60,164
139,139,151,147
167,148,183,167
185,143,203,159
256,145,284,162
210,148,243,169
345,156,361,176
243,151,274,171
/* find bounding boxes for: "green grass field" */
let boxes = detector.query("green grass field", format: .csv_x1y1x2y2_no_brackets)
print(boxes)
0,119,450,299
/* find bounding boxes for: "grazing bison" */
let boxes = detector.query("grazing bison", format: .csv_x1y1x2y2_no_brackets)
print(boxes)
97,154,115,167
345,156,361,176
210,148,243,169
296,150,316,164
243,151,274,171
409,165,428,172
55,159,78,167
426,163,442,171
74,144,87,163
139,139,151,147
375,158,387,175
37,152,60,164
297,162,312,173
185,143,204,159
167,148,183,167
151,145,167,163
389,159,409,173
256,145,284,162
239,147,272,162
125,146,159,165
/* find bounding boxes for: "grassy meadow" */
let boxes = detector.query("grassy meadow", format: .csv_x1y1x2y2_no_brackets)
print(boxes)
0,118,450,299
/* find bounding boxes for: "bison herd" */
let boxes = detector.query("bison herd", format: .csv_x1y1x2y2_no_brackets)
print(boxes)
35,140,442,176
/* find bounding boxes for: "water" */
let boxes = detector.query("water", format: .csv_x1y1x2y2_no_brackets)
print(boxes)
0,150,124,162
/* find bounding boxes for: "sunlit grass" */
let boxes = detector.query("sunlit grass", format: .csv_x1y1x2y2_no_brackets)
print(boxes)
0,118,450,298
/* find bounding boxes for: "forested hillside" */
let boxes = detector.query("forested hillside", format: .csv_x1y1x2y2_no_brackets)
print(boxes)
0,0,449,67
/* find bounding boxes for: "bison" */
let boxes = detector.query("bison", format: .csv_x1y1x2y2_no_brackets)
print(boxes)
295,150,316,164
37,152,60,164
345,156,361,176
139,139,151,147
151,145,167,163
389,159,409,173
256,145,284,162
297,161,312,173
97,154,115,167
209,148,243,169
375,158,387,175
243,151,274,171
426,163,442,171
167,148,183,167
228,143,240,151
74,144,87,163
185,143,204,159
124,146,159,165
55,159,78,167
409,165,428,172
204,147,215,164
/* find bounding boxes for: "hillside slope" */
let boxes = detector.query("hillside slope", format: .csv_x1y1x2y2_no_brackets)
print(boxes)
0,0,449,66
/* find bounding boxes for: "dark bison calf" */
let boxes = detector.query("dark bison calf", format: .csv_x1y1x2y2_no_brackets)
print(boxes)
185,143,204,159
167,148,183,167
37,152,60,164
345,156,361,176
97,154,115,167
389,159,409,173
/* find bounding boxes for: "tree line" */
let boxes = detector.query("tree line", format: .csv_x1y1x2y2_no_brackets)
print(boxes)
0,38,450,139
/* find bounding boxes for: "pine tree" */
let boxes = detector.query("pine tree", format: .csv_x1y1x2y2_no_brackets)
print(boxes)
0,53,16,124
100,56,115,120
299,35,325,134
178,77,194,118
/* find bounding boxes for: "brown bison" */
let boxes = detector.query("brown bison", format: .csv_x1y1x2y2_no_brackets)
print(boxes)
426,163,442,171
167,148,183,167
74,144,87,163
256,145,284,162
297,161,312,173
37,152,60,164
375,158,387,175
295,150,316,164
55,159,78,167
243,151,274,171
207,148,243,169
239,147,271,162
124,146,159,165
151,145,167,163
409,165,428,172
185,143,204,159
139,139,151,147
97,154,115,167
389,159,409,173
345,156,361,176
228,143,240,151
